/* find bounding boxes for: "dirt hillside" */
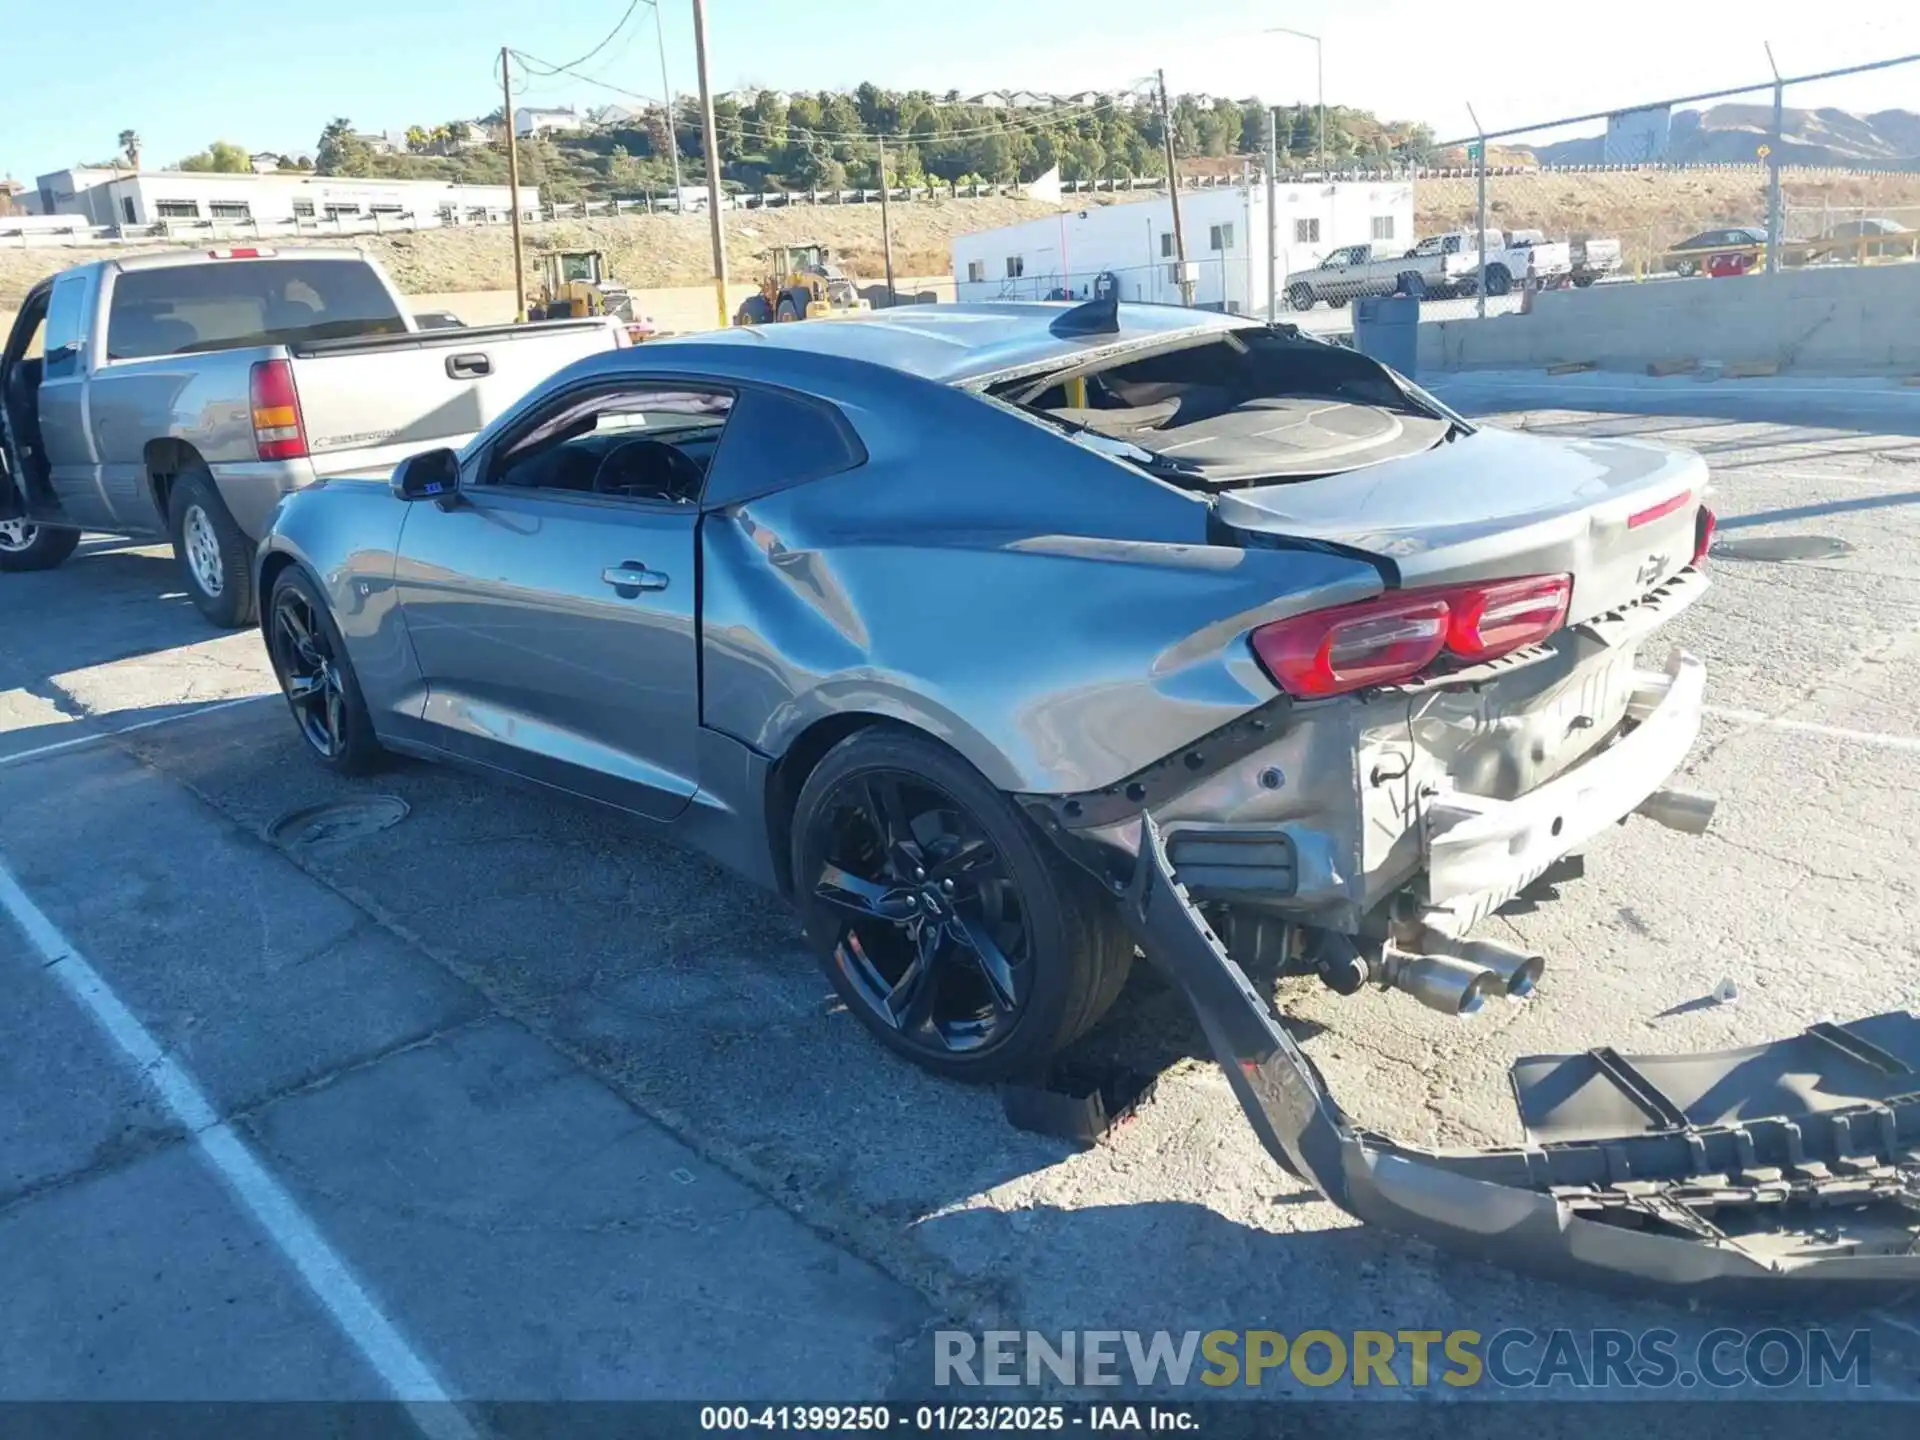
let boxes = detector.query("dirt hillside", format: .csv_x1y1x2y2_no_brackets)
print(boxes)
7,170,1920,303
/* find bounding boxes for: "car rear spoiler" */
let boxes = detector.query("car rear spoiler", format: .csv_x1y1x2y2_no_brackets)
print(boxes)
1122,813,1920,1300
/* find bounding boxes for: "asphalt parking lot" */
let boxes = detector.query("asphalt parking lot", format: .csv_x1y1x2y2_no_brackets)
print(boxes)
5,379,1920,1418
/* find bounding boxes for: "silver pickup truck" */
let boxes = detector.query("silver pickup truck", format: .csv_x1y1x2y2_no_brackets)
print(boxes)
0,247,622,625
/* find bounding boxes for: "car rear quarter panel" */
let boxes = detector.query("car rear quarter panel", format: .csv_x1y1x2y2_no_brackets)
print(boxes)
256,478,422,718
696,371,1387,795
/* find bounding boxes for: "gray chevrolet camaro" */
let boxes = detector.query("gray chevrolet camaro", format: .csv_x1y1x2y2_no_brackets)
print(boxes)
257,300,1920,1295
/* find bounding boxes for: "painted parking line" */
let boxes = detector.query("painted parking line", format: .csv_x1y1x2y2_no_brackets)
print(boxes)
0,693,274,769
1705,704,1920,754
0,859,477,1438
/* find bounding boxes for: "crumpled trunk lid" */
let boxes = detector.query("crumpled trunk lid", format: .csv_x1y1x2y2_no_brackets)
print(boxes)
1215,427,1710,624
1123,814,1920,1298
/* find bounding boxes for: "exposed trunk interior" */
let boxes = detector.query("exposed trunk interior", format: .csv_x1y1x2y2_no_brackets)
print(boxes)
990,329,1461,486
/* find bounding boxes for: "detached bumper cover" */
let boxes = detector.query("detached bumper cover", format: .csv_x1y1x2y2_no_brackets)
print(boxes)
1124,813,1920,1299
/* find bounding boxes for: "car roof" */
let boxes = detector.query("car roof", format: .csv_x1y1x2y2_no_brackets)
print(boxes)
647,301,1254,386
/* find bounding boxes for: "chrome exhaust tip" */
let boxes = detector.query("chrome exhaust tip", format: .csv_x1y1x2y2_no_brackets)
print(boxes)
1416,929,1547,999
1379,946,1503,1017
1635,785,1718,836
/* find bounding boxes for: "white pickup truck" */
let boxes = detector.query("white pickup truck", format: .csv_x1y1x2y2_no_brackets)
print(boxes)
1284,228,1573,309
1509,229,1623,288
0,247,624,624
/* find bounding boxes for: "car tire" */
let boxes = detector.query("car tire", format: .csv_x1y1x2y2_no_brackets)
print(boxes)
1286,284,1315,311
0,519,80,573
264,565,384,775
790,726,1133,1083
1572,274,1596,288
1484,264,1512,297
1675,259,1698,277
168,470,256,627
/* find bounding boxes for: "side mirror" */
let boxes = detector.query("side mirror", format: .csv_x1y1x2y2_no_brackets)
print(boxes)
392,448,460,505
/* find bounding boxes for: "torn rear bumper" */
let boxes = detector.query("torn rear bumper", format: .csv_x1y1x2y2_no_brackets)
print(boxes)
1124,813,1920,1300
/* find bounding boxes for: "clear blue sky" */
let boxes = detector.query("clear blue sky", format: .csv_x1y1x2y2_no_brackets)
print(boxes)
8,2,1919,180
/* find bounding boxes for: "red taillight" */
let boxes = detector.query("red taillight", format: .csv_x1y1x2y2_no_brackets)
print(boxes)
249,359,308,461
1693,506,1716,566
1445,574,1571,660
1251,593,1451,697
208,247,274,259
1250,573,1573,698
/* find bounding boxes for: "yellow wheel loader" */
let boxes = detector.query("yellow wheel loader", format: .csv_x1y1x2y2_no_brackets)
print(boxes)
733,244,871,325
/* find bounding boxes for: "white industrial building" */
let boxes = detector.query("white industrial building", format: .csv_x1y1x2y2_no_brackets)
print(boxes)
26,167,537,227
951,181,1415,316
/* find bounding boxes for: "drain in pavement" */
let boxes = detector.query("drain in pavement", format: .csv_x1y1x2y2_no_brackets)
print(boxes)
267,796,411,850
1711,534,1855,563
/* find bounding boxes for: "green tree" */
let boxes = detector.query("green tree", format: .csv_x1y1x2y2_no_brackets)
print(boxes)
749,89,787,151
117,128,142,169
178,140,251,173
404,125,429,154
315,118,375,176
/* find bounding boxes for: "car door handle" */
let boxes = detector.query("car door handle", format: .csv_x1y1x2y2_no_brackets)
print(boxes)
446,351,492,379
601,563,669,593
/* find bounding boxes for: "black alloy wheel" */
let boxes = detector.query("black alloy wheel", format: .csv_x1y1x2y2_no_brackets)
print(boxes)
272,584,347,758
807,768,1030,1057
266,569,382,774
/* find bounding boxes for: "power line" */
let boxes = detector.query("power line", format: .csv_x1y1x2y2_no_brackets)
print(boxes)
516,1,644,77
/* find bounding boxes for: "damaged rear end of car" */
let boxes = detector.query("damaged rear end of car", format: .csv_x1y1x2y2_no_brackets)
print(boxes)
992,302,1920,1295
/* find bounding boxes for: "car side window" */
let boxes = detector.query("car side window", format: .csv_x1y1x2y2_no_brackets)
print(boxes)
41,276,89,381
481,383,735,505
701,385,866,508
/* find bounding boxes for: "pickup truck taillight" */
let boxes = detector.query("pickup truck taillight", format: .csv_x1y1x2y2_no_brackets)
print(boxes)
250,359,308,461
1250,574,1573,698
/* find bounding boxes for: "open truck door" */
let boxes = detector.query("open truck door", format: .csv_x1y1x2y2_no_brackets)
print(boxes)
1123,813,1920,1299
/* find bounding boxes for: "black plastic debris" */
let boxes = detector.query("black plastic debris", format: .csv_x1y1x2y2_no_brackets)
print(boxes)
999,1060,1157,1144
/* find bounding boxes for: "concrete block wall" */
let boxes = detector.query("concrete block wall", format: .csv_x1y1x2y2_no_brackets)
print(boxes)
1417,265,1920,377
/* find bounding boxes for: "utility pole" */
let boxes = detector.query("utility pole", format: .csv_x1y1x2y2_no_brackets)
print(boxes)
1158,70,1193,307
690,0,729,328
1765,41,1784,275
877,134,896,307
501,46,527,323
1265,106,1279,321
1468,102,1487,321
649,0,684,207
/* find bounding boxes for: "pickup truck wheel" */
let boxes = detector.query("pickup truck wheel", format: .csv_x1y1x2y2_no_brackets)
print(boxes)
1484,264,1513,297
266,567,383,775
0,519,80,573
1286,284,1315,312
791,728,1132,1083
1572,273,1597,288
1396,272,1428,299
168,471,256,627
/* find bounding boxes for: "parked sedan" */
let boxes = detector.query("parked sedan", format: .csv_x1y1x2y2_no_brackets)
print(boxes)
1662,225,1769,275
255,300,1920,1295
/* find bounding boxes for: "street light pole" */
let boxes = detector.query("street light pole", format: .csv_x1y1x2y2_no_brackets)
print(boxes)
647,0,684,207
1265,106,1279,321
1157,69,1194,307
1265,27,1325,176
689,0,729,328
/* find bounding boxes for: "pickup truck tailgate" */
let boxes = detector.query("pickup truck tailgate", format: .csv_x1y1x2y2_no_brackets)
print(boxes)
289,319,616,476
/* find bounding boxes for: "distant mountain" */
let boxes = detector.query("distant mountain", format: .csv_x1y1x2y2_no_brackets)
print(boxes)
1527,105,1920,169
